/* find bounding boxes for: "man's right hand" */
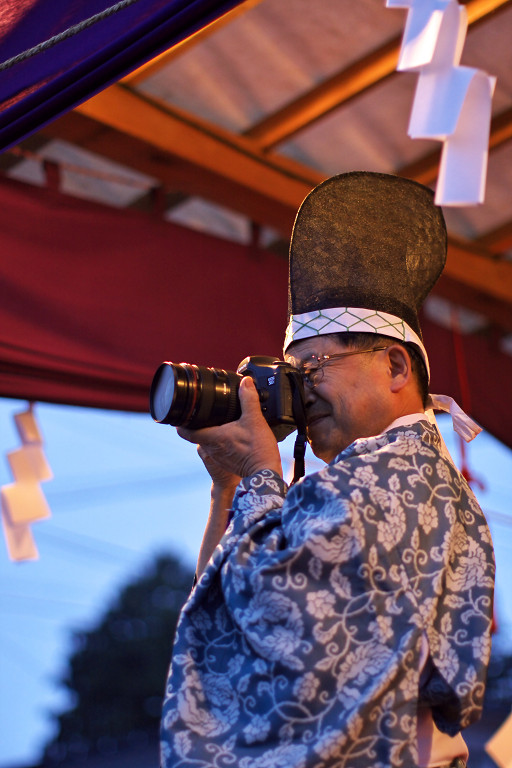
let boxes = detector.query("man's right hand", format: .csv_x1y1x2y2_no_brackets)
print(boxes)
177,376,283,480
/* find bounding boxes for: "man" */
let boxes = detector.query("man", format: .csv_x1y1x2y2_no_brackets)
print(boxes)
160,173,495,768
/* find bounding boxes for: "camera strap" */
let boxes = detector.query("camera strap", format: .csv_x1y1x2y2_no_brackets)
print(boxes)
290,374,307,484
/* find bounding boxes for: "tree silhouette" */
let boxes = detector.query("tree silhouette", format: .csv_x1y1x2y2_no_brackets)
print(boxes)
43,552,194,764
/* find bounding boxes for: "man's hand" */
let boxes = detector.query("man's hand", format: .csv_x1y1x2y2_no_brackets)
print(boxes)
177,376,283,479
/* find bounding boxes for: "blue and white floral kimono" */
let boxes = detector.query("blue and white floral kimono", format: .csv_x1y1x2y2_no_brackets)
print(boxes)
160,420,495,768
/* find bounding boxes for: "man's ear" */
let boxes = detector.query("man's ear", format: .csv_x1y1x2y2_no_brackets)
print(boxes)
386,344,412,393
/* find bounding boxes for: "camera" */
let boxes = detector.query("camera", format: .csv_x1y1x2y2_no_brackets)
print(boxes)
149,355,305,442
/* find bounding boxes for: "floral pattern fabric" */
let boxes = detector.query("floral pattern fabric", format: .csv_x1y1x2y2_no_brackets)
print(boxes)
160,421,495,768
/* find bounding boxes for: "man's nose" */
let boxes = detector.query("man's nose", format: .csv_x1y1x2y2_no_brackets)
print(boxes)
304,382,317,406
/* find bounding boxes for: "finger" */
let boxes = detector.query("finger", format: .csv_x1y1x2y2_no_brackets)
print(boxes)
177,423,224,446
176,425,200,443
197,445,211,462
239,375,261,414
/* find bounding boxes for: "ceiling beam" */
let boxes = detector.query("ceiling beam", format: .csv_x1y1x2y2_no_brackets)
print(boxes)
432,273,512,331
244,37,400,149
122,0,264,86
75,85,322,204
0,133,52,173
41,99,320,237
244,0,512,150
39,86,512,308
476,220,512,254
41,116,301,236
445,237,512,306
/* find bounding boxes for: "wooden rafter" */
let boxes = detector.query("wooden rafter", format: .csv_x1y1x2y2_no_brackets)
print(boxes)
244,0,512,150
121,0,264,85
446,237,512,306
75,86,322,205
39,114,304,237
34,76,512,313
433,274,512,330
476,220,512,254
245,37,400,149
35,88,321,236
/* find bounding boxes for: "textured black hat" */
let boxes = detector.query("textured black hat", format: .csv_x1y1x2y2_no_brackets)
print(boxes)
284,172,447,372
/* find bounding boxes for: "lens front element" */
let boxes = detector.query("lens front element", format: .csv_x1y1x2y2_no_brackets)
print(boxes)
150,363,176,423
149,362,242,428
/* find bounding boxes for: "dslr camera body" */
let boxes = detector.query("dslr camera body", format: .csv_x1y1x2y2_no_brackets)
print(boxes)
150,355,305,442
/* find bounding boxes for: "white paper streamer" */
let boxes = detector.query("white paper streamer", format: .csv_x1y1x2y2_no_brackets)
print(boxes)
428,393,482,442
387,0,496,205
387,0,452,71
1,405,53,561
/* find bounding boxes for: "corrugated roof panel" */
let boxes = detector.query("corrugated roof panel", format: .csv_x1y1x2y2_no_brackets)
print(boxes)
136,0,405,132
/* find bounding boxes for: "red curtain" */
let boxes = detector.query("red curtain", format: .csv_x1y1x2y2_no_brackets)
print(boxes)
0,175,510,449
422,318,512,452
0,176,288,411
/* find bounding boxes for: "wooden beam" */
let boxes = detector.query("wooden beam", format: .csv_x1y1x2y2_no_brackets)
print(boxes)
476,220,512,254
245,38,400,149
0,134,52,172
432,273,512,331
122,0,263,85
462,0,512,22
445,236,512,305
44,90,512,309
75,85,321,209
42,109,312,237
245,0,512,150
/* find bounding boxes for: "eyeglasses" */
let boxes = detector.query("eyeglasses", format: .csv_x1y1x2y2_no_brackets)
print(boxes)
297,347,389,388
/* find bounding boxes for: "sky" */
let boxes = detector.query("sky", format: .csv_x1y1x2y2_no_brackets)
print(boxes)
1,397,511,767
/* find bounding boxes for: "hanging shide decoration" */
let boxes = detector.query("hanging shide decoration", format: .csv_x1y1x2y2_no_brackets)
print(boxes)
486,714,512,768
387,0,496,205
1,404,52,561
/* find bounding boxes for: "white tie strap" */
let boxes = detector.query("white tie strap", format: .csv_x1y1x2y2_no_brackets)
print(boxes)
427,393,482,442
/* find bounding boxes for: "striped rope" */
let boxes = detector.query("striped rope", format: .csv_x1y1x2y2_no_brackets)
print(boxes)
0,0,142,72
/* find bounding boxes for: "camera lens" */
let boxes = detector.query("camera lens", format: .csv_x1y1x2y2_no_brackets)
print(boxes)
150,363,179,423
150,362,242,429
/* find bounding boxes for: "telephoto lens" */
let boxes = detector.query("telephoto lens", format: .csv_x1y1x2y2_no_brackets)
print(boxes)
150,356,307,480
150,362,242,429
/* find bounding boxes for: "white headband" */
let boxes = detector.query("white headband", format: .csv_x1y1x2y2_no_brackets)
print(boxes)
284,306,430,379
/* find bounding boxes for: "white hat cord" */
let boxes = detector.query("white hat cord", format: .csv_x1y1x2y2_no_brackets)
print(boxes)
427,393,482,443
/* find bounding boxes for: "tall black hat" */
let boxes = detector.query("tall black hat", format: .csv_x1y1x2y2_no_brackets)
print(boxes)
284,172,447,376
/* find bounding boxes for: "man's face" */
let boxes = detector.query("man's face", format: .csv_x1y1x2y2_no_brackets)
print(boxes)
286,335,391,463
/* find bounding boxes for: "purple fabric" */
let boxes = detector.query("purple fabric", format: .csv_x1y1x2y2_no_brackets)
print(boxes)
0,0,243,151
